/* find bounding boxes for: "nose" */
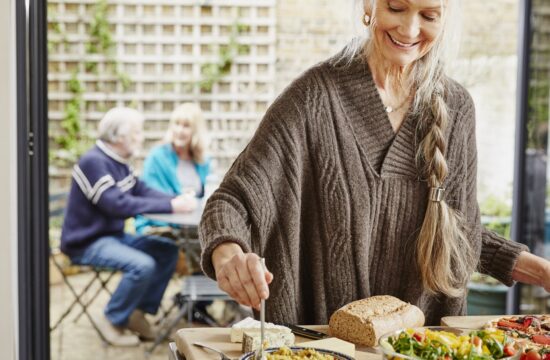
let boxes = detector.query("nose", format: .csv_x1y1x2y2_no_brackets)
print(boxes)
398,14,420,40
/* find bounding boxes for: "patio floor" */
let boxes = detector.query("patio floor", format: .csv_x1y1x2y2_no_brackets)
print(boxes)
49,270,247,360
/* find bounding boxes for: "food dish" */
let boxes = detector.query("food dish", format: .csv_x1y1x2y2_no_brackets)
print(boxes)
239,346,355,360
379,326,521,360
485,316,550,360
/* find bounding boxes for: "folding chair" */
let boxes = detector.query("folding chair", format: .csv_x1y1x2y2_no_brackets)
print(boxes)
48,192,117,344
147,274,237,353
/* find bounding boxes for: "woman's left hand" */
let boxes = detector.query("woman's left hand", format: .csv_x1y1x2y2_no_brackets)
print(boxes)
512,251,550,292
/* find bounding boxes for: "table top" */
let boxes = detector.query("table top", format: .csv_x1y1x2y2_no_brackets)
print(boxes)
143,201,204,227
174,315,505,360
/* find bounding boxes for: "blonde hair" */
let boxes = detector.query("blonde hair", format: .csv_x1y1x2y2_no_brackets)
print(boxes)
98,107,144,144
344,0,475,297
165,103,208,163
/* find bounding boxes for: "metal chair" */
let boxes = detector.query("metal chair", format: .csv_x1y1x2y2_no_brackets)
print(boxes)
48,192,117,344
148,274,233,353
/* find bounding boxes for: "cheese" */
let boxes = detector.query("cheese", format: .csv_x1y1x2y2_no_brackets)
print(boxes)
299,337,355,358
242,329,295,353
230,317,291,343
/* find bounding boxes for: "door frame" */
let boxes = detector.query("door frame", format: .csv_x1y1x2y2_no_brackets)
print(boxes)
16,0,50,358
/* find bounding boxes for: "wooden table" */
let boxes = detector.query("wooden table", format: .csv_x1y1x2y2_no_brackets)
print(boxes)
174,315,502,360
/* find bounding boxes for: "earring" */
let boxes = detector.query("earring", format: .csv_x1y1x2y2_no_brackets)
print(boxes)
362,14,371,27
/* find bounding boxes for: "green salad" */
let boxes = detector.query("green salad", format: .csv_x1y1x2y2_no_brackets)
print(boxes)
381,328,519,360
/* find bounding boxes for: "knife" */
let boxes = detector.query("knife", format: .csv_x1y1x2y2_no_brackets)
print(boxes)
258,258,267,360
283,324,330,340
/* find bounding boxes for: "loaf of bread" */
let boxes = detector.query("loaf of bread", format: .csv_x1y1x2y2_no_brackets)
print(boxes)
328,295,425,347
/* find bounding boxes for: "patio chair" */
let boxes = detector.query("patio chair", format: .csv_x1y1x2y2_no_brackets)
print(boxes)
147,274,241,354
48,192,117,344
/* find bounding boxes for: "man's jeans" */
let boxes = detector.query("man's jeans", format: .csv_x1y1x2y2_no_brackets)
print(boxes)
71,233,179,327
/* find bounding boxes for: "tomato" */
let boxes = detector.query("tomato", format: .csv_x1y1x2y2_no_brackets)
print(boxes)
531,334,550,345
498,319,527,330
504,344,517,357
542,353,550,360
413,332,424,342
471,336,482,347
523,350,542,360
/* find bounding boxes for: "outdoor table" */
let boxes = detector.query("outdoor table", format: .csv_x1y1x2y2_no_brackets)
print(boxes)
143,200,205,267
171,315,501,360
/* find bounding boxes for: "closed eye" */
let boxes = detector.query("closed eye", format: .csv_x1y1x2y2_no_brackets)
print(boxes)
422,11,440,22
388,6,405,13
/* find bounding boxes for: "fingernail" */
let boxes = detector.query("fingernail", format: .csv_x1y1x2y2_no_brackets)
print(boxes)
261,290,268,298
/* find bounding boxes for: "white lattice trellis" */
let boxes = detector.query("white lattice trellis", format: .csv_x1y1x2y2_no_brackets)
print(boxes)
48,0,277,178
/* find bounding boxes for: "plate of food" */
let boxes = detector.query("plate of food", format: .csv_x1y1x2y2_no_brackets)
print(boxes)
239,346,354,360
379,326,521,360
485,315,550,360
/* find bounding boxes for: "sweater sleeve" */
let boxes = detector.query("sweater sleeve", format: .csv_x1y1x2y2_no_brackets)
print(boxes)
199,76,311,280
75,158,173,218
447,90,528,287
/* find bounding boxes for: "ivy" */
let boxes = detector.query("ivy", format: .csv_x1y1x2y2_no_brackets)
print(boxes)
199,22,250,92
49,0,133,167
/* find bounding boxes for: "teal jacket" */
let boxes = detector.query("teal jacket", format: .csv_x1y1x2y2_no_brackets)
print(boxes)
135,143,210,233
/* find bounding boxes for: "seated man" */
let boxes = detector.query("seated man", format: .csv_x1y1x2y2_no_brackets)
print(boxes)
61,107,191,346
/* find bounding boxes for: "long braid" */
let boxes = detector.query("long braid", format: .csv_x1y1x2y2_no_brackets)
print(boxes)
414,60,476,297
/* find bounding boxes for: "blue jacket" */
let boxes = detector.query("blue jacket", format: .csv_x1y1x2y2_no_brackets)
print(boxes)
61,141,174,256
135,143,210,233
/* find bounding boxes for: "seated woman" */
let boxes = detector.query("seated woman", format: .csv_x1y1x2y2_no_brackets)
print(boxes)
60,107,193,346
135,103,211,272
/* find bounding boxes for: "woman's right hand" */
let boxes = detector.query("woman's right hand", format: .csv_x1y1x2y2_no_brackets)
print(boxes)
212,242,273,310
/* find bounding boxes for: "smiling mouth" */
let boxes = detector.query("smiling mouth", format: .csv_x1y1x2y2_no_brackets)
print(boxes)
387,32,419,48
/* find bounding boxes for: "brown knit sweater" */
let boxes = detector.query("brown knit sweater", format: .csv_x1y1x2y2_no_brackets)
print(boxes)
199,54,528,326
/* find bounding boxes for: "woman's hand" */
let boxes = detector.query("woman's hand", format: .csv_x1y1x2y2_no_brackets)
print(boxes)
512,251,550,292
212,242,273,310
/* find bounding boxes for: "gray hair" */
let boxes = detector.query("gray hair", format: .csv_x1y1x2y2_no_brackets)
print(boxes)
97,107,144,144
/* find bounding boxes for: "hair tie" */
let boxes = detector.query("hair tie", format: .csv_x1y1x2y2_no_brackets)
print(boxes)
429,187,445,202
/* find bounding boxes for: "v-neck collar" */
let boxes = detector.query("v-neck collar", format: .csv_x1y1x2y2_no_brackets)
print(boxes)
330,56,419,179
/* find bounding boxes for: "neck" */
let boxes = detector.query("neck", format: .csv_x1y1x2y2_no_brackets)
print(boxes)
173,143,192,160
104,141,130,160
366,48,412,93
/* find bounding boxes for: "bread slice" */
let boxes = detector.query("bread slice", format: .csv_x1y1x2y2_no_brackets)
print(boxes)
328,295,425,347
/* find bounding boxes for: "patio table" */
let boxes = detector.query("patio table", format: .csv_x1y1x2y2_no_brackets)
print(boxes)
143,200,205,267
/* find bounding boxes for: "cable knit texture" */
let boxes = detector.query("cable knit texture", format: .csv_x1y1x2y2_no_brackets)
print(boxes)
199,54,529,326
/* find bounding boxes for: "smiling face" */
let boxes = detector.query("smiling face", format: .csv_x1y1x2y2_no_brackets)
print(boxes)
171,117,194,149
370,0,445,67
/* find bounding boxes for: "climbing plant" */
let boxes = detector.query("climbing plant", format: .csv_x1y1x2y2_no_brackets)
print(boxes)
199,22,250,92
49,0,132,167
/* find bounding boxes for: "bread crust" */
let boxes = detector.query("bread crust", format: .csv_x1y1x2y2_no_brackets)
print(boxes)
328,295,425,346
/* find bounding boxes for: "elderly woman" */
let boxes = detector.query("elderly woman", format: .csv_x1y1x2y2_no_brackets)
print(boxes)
61,107,192,346
199,0,550,326
135,102,210,236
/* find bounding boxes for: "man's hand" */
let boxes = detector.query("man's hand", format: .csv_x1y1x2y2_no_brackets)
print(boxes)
170,195,198,213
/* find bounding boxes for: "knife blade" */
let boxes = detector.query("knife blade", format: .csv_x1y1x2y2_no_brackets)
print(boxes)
283,324,330,340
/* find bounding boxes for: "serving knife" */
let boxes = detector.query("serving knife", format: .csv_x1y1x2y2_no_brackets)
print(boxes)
257,258,267,360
